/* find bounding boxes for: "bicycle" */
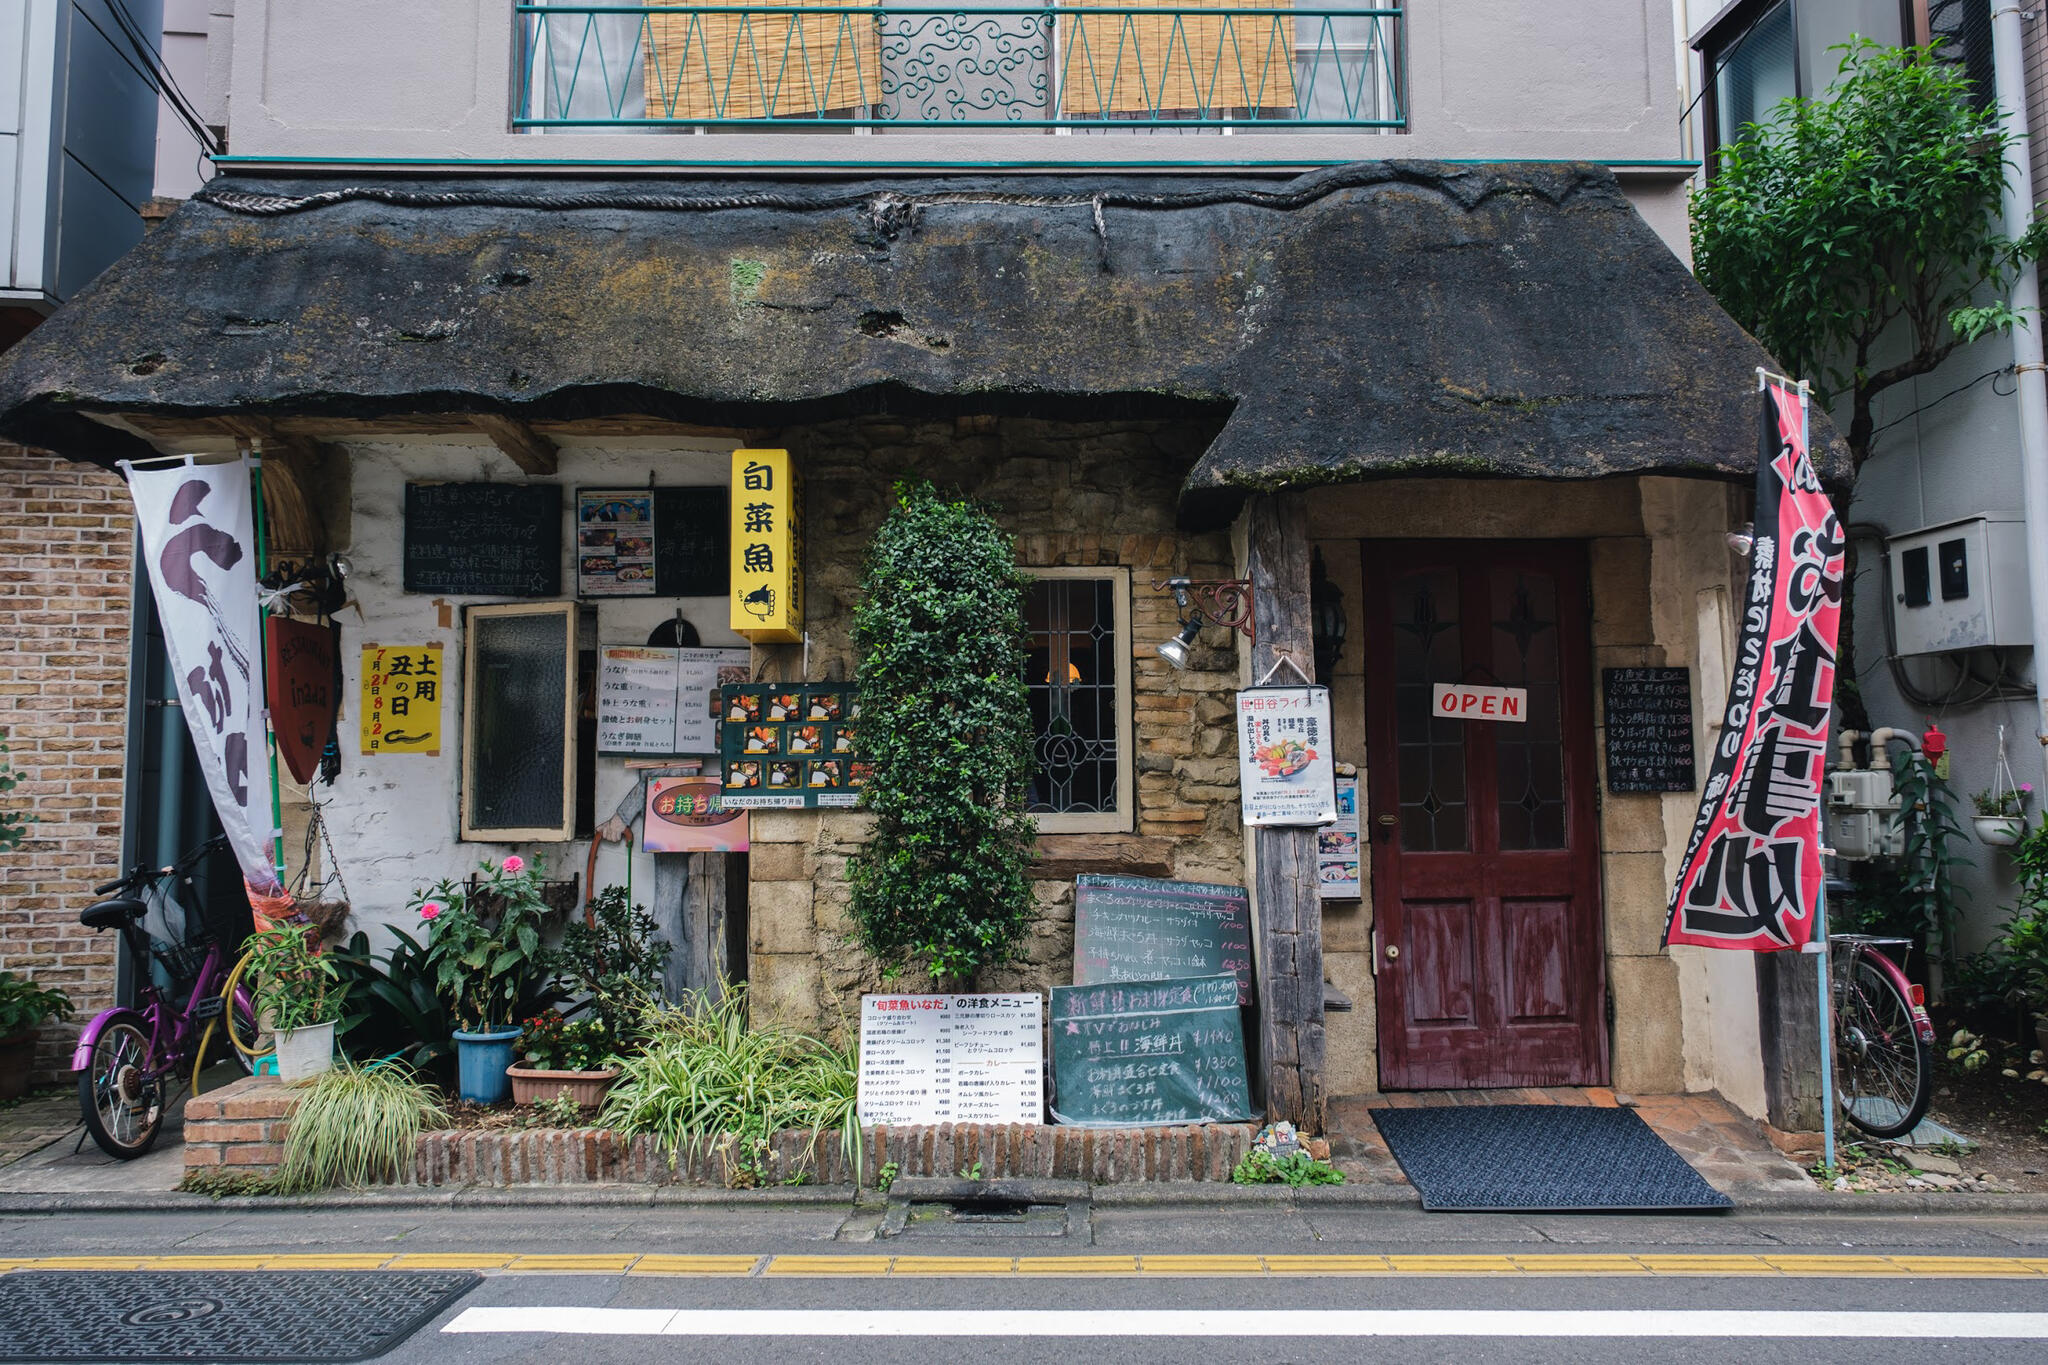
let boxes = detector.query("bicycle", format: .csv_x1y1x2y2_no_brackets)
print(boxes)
1828,933,1936,1140
72,835,264,1159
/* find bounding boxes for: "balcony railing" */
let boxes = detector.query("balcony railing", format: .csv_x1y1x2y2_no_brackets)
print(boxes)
514,3,1404,131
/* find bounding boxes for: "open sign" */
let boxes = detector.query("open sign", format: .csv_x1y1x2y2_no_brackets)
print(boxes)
1431,682,1529,723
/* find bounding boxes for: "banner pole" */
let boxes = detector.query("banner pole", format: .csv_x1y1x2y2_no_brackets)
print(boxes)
246,444,286,887
1812,881,1836,1177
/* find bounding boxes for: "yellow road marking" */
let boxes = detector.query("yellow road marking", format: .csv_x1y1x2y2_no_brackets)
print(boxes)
0,1252,2044,1278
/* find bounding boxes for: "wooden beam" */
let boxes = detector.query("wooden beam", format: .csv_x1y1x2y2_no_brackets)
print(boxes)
1244,491,1328,1133
215,417,344,557
467,413,559,476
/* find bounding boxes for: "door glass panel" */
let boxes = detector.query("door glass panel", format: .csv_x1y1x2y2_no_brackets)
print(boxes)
1491,568,1566,850
1392,568,1467,851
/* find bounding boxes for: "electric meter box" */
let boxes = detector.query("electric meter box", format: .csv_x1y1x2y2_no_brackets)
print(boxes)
1887,512,2033,657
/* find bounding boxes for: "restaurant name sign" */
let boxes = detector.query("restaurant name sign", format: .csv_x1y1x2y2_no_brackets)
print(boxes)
728,448,803,644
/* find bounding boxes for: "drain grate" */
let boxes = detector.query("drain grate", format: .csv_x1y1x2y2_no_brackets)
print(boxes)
0,1271,479,1364
885,1199,1074,1239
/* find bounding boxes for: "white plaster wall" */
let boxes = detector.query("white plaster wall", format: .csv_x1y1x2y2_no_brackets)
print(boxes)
319,437,741,950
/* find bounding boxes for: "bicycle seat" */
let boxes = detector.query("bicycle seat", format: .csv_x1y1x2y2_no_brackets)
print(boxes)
79,898,148,930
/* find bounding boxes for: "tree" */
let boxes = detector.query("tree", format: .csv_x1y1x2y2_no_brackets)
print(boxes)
1692,39,2039,470
847,483,1038,986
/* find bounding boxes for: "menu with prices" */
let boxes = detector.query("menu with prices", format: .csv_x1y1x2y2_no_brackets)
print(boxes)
597,646,749,756
856,992,1044,1126
1317,769,1362,899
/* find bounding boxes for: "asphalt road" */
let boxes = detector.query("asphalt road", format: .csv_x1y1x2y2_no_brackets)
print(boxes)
3,1202,2047,1363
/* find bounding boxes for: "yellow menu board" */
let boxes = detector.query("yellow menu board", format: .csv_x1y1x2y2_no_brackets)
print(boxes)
360,643,444,756
729,448,803,644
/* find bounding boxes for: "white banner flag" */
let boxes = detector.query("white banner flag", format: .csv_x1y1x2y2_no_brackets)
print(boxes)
121,455,279,892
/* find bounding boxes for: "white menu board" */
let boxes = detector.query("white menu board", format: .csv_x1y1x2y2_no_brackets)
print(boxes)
597,646,749,756
857,992,1044,1126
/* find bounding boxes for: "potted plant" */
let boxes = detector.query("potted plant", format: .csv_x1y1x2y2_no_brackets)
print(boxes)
0,971,73,1102
1972,784,2032,847
508,1012,620,1108
245,921,343,1082
416,855,557,1104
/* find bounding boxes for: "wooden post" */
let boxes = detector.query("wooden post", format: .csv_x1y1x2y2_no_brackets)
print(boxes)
1245,493,1328,1132
1756,951,1825,1131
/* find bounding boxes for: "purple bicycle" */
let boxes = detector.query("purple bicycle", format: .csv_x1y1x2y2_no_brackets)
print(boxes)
73,834,263,1158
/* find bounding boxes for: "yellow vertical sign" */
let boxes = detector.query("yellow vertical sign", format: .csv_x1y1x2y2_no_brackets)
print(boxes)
730,448,803,643
360,643,444,755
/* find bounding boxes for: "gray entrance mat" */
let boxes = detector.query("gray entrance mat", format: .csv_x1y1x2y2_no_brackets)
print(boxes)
0,1271,479,1363
1369,1103,1734,1212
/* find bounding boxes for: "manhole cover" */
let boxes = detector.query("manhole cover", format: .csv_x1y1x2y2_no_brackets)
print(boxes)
0,1271,478,1363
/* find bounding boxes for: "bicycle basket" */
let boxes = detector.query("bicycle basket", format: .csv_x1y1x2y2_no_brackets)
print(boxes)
149,937,211,990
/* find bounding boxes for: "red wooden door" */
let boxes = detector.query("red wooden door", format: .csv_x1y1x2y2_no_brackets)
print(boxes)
1365,541,1608,1089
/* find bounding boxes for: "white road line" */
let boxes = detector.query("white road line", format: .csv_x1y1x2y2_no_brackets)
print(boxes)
443,1308,2048,1338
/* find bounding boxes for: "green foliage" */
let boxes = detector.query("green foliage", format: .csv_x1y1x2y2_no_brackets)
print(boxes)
1230,1149,1346,1187
0,734,28,854
876,1159,901,1192
245,922,343,1033
552,885,671,1040
1889,748,1971,963
411,858,559,1031
847,482,1038,985
599,985,859,1186
1691,40,2033,465
518,1011,617,1072
532,1090,585,1128
329,927,454,1073
273,1061,448,1193
0,971,73,1039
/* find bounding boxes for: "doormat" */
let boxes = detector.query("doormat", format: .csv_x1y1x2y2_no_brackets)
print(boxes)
1368,1104,1733,1212
0,1271,479,1364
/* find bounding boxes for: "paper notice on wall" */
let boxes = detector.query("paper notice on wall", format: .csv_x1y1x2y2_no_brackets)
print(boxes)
577,490,657,596
598,646,750,756
1236,686,1337,826
856,993,1044,1126
643,775,749,853
359,644,444,756
1317,770,1361,899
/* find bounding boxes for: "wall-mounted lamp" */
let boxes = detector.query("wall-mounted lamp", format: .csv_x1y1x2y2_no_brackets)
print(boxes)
1310,549,1346,682
1726,521,1756,558
1152,576,1256,669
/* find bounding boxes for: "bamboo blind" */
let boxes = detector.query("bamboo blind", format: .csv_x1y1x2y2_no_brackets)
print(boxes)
1060,0,1297,116
642,1,882,119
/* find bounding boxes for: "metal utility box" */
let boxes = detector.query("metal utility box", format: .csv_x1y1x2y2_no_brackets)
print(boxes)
1887,512,2033,657
1826,767,1902,862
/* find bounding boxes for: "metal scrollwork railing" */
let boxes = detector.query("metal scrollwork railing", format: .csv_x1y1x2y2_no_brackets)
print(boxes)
514,3,1404,130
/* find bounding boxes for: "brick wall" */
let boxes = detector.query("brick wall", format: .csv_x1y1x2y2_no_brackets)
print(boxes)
0,446,134,1080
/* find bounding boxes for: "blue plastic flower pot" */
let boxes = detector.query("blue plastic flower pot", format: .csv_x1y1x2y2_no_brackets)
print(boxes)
452,1026,522,1104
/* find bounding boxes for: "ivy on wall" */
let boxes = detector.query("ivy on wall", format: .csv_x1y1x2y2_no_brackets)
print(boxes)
847,482,1037,985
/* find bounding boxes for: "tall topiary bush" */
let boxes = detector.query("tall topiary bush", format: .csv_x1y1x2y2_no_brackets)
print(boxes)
848,482,1036,985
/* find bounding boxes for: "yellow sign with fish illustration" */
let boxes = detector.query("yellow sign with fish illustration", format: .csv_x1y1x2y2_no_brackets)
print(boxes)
360,643,444,756
729,447,802,643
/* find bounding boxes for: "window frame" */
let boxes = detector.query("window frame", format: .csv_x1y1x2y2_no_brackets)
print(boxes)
460,599,580,843
1022,565,1135,836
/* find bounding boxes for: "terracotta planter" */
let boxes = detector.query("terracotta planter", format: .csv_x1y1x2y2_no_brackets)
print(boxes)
0,1031,36,1104
1974,815,2025,847
507,1065,620,1108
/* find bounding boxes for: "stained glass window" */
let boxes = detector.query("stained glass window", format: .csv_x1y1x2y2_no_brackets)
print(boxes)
1392,568,1467,851
1024,575,1128,826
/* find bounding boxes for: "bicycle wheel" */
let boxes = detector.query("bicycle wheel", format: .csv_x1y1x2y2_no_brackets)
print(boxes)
1836,953,1934,1140
224,987,265,1074
77,1021,165,1159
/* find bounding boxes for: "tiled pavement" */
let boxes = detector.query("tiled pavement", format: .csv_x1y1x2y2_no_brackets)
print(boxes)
0,1092,78,1170
1325,1087,1815,1197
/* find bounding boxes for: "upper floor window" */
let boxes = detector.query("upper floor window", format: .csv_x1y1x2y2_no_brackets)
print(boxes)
1023,568,1133,834
515,1,1406,133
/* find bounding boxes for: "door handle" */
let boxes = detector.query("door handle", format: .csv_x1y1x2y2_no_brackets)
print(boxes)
1375,813,1398,842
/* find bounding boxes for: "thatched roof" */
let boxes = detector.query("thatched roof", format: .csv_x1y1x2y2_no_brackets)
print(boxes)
0,161,1843,525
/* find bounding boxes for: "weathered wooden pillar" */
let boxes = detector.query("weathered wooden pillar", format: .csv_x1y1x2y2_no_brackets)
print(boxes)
1756,952,1825,1131
1244,493,1328,1131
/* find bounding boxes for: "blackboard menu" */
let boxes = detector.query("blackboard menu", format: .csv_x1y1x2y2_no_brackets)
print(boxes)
1602,666,1696,793
1073,875,1253,1006
1049,974,1254,1127
652,486,729,598
404,482,561,598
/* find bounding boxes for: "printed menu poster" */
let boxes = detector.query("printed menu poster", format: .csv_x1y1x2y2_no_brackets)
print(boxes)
359,643,443,756
857,993,1044,1126
643,775,748,853
1236,686,1337,827
598,646,750,756
1317,770,1362,899
719,682,865,809
577,491,656,597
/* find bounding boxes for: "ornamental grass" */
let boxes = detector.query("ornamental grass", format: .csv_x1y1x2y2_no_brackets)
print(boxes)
273,1061,448,1193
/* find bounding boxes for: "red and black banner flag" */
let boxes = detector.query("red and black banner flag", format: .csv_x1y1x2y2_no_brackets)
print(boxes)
1664,378,1843,951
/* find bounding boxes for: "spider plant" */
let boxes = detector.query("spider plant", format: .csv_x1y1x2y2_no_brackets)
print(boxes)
274,1061,448,1193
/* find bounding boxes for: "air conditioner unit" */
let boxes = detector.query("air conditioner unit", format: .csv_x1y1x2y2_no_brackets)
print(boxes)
1887,513,2033,657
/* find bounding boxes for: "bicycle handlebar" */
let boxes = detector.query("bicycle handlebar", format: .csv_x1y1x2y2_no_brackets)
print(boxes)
91,834,230,896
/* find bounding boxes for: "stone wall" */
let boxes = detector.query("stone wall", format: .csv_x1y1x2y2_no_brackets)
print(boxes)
746,415,1246,1035
0,447,134,1081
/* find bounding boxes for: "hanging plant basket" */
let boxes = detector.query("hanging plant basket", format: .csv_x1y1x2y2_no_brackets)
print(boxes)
1974,815,2025,847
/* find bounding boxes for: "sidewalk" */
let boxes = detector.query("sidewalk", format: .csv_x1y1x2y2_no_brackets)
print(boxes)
0,1066,236,1198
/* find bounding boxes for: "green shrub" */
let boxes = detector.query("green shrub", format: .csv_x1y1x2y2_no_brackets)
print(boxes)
274,1062,448,1193
551,884,670,1040
599,986,858,1186
0,971,72,1040
1230,1149,1346,1187
847,482,1037,985
330,927,455,1074
0,734,28,854
411,856,559,1031
245,922,343,1032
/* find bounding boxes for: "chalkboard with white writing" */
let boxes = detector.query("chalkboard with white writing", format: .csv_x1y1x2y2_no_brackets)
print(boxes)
404,482,561,598
651,486,730,598
1049,974,1254,1127
1602,666,1696,793
1073,874,1254,1006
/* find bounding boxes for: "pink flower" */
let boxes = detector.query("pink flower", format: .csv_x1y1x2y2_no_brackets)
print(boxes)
502,855,526,874
419,901,442,921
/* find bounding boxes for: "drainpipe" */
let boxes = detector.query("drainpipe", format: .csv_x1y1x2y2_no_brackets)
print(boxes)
1992,6,2048,789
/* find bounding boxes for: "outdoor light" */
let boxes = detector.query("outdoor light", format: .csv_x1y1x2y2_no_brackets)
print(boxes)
1726,522,1756,557
1157,616,1203,669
